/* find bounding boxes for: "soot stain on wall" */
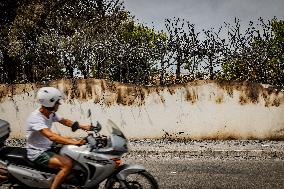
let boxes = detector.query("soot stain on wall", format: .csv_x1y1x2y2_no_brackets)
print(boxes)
0,79,283,108
217,80,284,107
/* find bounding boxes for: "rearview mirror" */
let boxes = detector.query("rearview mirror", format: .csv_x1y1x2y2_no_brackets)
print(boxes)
87,109,91,118
94,122,102,133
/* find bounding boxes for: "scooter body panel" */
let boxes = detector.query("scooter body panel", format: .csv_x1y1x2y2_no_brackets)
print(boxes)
8,164,54,188
60,145,117,188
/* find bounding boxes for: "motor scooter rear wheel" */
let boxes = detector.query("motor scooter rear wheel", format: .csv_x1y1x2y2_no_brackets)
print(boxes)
106,171,158,189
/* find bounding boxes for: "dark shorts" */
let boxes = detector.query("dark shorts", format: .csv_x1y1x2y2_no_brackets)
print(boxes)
33,150,56,167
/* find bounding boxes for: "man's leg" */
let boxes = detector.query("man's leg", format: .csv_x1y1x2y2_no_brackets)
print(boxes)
48,154,73,189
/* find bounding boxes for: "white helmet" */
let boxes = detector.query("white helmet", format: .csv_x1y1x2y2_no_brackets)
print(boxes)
37,87,64,107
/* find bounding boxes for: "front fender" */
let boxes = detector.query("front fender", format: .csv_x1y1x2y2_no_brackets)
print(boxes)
114,164,146,180
105,164,146,189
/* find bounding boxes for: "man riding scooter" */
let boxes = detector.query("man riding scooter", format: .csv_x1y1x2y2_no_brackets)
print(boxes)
26,87,93,189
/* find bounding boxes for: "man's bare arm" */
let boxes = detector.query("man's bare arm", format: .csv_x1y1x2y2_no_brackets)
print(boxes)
40,128,85,145
59,118,92,131
59,118,73,127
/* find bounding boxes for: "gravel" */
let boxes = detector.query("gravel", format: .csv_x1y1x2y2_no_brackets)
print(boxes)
4,138,284,159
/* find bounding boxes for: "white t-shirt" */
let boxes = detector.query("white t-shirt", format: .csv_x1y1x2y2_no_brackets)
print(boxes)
26,109,63,161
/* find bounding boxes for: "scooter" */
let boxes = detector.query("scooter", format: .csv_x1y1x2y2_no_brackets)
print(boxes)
0,113,159,189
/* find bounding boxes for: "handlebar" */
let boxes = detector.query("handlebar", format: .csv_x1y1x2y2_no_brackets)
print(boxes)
71,121,102,133
71,120,106,150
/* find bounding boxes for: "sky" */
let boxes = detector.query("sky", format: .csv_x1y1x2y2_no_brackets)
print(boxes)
123,0,284,32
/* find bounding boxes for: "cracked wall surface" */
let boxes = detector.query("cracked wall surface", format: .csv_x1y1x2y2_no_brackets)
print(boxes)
0,79,284,140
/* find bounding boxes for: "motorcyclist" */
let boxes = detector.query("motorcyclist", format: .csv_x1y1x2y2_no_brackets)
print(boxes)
26,87,92,189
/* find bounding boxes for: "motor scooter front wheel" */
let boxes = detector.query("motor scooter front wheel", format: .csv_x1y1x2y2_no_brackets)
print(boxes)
106,171,158,189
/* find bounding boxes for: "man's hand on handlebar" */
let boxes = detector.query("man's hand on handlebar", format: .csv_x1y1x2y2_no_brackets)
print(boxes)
74,139,86,146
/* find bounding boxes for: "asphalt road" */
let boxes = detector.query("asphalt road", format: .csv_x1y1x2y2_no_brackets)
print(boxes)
124,156,284,189
1,156,284,189
1,140,284,188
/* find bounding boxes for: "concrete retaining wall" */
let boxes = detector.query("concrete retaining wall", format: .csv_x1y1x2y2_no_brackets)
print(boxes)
0,79,284,140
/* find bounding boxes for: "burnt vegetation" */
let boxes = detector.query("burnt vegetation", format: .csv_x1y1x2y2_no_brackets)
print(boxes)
0,0,283,87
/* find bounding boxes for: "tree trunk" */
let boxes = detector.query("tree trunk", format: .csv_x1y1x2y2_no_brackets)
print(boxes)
176,55,181,83
209,55,214,80
160,60,165,85
3,52,17,83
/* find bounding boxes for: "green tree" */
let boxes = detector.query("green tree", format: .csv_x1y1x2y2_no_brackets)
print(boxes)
0,0,166,85
0,0,130,83
165,18,202,83
107,21,167,85
219,18,284,86
266,19,284,85
0,0,24,83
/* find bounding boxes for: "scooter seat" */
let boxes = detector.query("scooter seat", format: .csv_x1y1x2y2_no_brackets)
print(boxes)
0,147,32,166
0,146,58,174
